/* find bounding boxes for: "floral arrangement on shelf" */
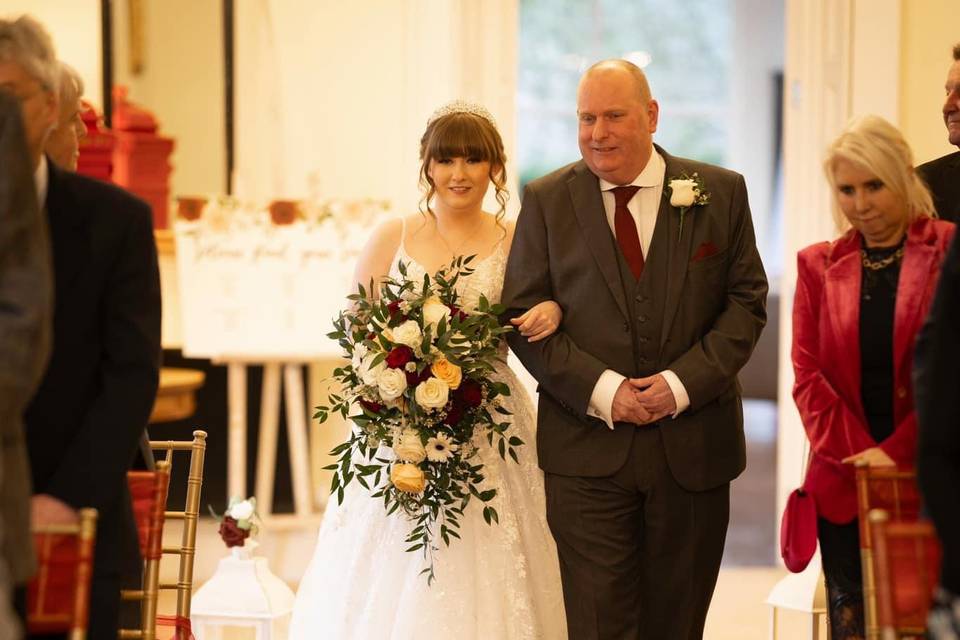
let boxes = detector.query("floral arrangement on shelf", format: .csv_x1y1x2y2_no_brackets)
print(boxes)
210,497,259,549
173,194,391,236
316,256,522,582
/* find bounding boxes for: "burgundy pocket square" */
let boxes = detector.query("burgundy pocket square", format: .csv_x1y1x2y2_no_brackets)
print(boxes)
691,241,720,263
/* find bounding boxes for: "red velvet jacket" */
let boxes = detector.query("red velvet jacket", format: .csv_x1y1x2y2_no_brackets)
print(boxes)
792,217,955,523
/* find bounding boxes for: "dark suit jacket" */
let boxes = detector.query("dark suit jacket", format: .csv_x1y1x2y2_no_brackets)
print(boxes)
918,151,960,223
914,231,960,593
0,92,52,584
792,217,955,524
24,161,161,587
502,147,767,491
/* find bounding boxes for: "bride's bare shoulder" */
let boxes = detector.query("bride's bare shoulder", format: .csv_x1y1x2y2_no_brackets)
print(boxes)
353,217,405,293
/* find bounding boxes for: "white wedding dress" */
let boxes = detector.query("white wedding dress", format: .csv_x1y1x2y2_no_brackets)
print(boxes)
289,237,567,640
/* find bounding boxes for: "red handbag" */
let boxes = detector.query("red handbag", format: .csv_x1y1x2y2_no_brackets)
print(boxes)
780,487,818,572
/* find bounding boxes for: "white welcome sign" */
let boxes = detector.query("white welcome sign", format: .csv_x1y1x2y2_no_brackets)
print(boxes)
174,215,369,360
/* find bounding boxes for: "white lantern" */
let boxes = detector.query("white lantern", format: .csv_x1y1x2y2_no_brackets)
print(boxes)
192,546,295,639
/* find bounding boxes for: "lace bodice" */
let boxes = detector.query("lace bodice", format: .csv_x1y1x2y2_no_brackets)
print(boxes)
388,235,508,310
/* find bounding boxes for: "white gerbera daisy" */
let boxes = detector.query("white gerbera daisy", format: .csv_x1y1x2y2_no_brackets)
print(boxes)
425,432,459,463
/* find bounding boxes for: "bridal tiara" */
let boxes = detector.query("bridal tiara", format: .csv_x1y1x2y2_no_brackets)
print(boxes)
427,100,497,128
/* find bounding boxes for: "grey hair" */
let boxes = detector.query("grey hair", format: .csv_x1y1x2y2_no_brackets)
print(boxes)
55,60,83,118
0,15,58,91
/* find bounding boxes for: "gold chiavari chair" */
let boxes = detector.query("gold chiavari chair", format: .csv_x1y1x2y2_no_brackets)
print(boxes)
119,460,172,640
855,463,922,639
119,430,206,640
28,508,98,640
868,509,941,639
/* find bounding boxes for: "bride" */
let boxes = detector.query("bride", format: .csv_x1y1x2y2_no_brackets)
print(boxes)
289,101,567,639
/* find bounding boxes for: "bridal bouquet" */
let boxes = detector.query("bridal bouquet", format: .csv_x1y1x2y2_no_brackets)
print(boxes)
316,256,522,582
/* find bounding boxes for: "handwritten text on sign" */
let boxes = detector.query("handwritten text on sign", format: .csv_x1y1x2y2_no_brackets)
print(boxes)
175,223,361,360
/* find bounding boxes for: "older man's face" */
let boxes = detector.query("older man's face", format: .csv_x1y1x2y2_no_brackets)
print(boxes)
577,67,658,185
0,60,58,166
944,60,960,147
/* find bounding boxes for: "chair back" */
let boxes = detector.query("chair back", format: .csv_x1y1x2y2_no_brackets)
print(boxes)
869,509,941,639
855,463,922,639
120,461,171,640
153,430,207,637
28,508,98,640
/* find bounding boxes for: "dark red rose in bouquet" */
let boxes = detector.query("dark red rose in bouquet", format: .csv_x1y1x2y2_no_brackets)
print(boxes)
458,380,484,408
443,402,464,426
405,367,431,387
448,304,469,322
386,345,413,369
360,398,384,414
218,516,250,548
387,300,403,319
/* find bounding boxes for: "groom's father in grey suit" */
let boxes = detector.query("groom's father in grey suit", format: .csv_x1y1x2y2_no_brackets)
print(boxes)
502,60,767,639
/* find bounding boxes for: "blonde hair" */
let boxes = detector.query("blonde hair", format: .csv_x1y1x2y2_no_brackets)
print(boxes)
823,115,935,231
418,110,509,224
0,15,57,91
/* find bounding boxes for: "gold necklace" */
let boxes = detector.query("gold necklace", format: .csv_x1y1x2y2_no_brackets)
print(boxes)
860,245,904,271
435,215,487,257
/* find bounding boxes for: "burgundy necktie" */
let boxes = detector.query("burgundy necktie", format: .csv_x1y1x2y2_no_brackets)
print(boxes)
612,185,644,279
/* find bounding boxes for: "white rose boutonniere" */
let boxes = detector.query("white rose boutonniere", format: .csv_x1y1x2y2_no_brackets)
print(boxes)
667,172,710,241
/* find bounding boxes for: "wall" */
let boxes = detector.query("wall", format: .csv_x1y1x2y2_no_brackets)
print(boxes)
112,0,226,197
234,0,518,215
899,0,957,164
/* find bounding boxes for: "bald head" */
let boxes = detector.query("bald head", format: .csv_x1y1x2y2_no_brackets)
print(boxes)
579,59,652,105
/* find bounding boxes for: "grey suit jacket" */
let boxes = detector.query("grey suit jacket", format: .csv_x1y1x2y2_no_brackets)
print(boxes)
502,147,767,491
0,91,53,583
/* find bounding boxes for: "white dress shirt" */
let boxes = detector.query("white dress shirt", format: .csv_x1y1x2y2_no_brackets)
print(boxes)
586,148,691,429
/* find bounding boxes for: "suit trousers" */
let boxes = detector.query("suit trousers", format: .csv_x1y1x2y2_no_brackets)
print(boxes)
545,425,729,640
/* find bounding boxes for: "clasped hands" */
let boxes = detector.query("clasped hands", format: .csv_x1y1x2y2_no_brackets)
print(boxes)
611,375,676,426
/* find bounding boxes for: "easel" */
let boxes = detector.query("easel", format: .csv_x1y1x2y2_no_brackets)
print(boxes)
223,357,316,518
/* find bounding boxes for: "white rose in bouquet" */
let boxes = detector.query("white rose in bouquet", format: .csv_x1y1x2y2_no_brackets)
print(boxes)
669,179,698,207
386,320,423,349
393,428,426,463
378,367,408,401
422,296,451,328
457,288,481,313
415,376,450,411
359,352,386,387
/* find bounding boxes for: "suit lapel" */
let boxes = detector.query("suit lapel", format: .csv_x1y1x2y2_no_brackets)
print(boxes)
658,151,697,347
45,161,87,298
567,162,630,321
823,235,862,406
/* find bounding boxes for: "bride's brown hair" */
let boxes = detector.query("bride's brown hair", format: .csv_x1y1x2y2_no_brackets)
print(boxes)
418,111,509,229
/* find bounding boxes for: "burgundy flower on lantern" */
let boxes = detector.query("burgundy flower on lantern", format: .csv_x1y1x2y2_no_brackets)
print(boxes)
218,516,250,548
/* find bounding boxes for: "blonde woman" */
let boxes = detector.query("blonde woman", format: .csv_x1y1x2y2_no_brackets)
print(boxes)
792,115,955,637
